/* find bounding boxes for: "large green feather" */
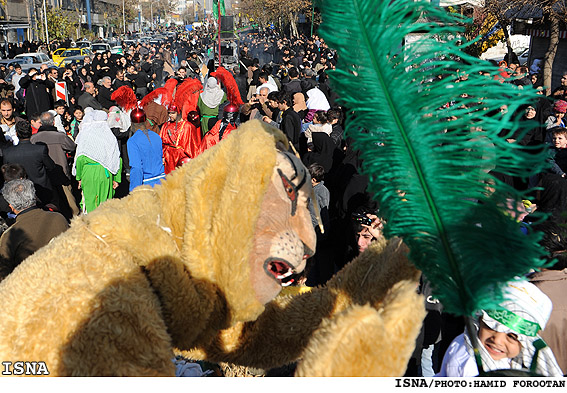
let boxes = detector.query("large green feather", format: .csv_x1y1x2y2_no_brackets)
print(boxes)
318,0,548,316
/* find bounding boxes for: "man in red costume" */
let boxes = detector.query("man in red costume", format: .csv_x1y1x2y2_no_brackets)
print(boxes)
199,103,239,155
160,105,202,174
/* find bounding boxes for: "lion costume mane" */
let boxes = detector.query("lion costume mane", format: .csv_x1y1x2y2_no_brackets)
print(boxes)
0,121,424,376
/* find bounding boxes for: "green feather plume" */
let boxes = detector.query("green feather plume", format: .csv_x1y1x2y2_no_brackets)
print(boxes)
318,0,549,317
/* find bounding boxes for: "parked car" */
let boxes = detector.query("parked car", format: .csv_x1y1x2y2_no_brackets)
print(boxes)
58,56,88,68
0,58,34,82
56,48,93,66
110,46,124,55
91,43,111,53
15,53,55,68
517,48,529,67
123,40,136,48
0,58,31,69
76,40,92,49
51,48,68,66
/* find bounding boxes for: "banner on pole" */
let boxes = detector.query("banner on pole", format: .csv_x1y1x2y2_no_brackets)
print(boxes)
212,0,225,19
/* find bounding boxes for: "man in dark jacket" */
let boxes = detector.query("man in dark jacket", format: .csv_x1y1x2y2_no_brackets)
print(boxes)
133,64,153,98
239,47,253,76
112,69,131,90
282,67,302,95
18,68,54,119
31,111,78,219
277,92,301,152
97,76,116,110
78,82,103,110
2,121,58,208
0,178,69,282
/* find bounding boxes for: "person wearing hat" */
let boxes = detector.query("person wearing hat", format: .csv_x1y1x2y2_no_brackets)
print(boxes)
127,102,167,192
545,100,567,144
436,280,563,377
72,109,122,214
198,103,239,155
159,104,199,174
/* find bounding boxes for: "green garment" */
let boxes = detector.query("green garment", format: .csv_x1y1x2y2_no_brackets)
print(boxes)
198,93,227,137
75,155,122,214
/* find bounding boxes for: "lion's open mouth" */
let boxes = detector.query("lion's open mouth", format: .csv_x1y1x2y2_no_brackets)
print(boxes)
265,258,297,287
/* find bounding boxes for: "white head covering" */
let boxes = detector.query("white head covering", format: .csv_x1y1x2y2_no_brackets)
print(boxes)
464,280,563,376
72,109,121,176
107,106,132,133
306,87,330,111
200,77,225,108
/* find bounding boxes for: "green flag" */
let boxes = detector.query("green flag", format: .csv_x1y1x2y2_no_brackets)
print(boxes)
212,0,225,19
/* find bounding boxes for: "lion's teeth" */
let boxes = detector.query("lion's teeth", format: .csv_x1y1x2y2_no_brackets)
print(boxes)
281,280,293,287
282,270,293,278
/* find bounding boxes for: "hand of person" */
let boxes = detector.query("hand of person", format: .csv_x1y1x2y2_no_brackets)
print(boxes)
361,214,383,240
78,180,81,189
112,181,119,190
262,116,271,123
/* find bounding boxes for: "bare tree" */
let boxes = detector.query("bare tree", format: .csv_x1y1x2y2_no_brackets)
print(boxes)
240,0,310,37
484,0,517,61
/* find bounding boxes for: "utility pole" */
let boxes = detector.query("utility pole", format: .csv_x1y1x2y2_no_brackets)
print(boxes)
150,2,153,31
310,2,314,37
86,0,92,31
42,0,49,44
123,0,126,34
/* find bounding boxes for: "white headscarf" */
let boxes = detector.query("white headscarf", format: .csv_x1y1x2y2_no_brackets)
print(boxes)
107,106,132,133
463,280,563,376
200,77,225,108
306,87,330,111
72,109,121,176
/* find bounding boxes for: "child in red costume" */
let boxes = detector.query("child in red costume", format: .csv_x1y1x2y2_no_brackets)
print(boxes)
198,103,238,155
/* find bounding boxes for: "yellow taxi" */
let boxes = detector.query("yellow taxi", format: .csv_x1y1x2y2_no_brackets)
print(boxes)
55,48,93,66
51,48,67,66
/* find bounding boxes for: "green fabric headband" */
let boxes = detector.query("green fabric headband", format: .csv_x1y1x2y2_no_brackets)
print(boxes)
485,309,541,337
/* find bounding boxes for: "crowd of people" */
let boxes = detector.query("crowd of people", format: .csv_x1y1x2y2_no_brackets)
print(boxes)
0,24,565,377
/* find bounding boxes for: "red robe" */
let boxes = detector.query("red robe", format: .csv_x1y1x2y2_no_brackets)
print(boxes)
198,120,237,156
159,119,202,174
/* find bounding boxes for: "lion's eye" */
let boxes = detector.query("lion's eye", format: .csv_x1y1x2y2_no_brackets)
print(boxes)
281,176,297,202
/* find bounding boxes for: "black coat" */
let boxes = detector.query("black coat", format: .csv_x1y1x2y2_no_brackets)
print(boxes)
2,140,57,206
112,79,131,90
18,76,54,118
97,85,116,109
64,74,83,100
280,107,301,151
283,79,302,95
